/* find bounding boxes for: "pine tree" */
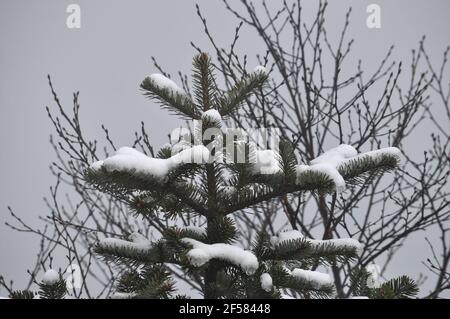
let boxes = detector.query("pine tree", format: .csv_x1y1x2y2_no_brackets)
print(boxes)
86,52,413,299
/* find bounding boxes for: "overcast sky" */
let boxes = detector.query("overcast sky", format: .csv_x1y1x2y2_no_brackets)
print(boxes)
1,0,449,296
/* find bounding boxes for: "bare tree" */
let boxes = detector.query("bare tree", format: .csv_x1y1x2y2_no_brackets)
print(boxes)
2,0,449,298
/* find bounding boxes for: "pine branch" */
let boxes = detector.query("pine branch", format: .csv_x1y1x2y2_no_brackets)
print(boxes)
9,290,35,299
164,227,207,243
192,53,217,110
266,263,334,298
95,239,176,266
205,216,238,244
349,268,419,299
86,168,208,216
348,267,372,297
282,274,335,298
221,171,334,214
278,139,298,183
38,277,67,299
140,76,202,119
273,239,359,263
135,265,176,299
217,72,268,117
338,153,400,186
221,151,400,214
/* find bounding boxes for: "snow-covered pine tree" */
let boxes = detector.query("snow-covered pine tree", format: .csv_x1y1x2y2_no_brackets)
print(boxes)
86,53,409,299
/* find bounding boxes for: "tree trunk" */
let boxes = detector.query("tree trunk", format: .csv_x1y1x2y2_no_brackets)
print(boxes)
204,163,219,299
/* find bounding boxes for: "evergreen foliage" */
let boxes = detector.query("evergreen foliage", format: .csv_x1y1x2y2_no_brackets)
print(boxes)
83,53,408,299
38,276,67,299
9,290,35,299
7,270,67,299
349,268,419,299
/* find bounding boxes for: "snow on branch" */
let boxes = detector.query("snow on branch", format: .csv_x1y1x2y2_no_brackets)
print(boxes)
271,230,362,255
98,232,152,253
253,65,267,74
202,109,222,124
289,268,333,289
42,269,60,285
340,147,401,167
149,74,186,96
260,273,273,292
181,238,259,275
296,144,401,193
270,230,305,246
95,233,173,265
141,73,201,119
90,145,210,180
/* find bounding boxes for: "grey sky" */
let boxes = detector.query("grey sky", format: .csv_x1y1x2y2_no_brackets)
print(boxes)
1,0,449,295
